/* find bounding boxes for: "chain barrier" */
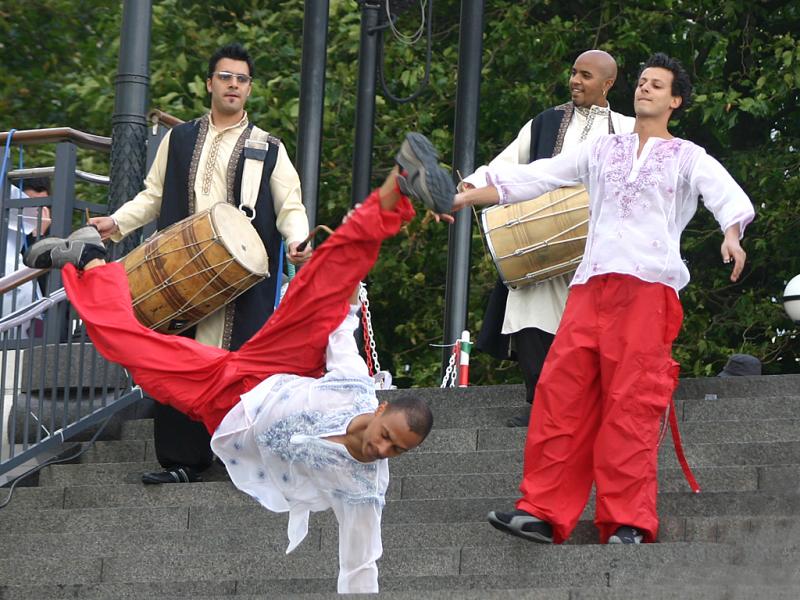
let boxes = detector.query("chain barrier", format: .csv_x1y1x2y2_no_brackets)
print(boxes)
359,283,382,376
440,343,458,388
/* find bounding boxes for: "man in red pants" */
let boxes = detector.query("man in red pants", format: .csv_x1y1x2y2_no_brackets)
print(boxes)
452,54,755,545
24,133,455,593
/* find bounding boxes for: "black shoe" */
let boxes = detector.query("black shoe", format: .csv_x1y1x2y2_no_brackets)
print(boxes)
506,405,532,428
608,525,643,544
487,509,554,543
395,132,455,214
23,225,105,269
141,466,203,485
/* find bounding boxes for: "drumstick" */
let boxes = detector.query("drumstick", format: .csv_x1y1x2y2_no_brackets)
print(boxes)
295,224,334,253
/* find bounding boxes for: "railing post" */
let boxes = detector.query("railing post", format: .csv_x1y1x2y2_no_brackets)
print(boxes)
442,0,485,373
46,142,78,342
108,0,152,258
351,0,382,206
296,0,329,230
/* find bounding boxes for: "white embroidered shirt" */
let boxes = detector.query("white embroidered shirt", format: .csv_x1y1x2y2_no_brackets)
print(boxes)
485,133,755,292
211,306,386,594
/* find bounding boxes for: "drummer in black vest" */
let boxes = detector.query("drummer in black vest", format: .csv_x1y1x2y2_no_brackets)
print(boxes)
462,50,635,427
90,43,311,484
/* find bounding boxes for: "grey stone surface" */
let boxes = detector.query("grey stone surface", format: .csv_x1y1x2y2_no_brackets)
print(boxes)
62,480,254,509
77,439,148,464
38,460,162,487
0,484,64,511
5,378,800,598
118,418,153,441
673,374,800,400
681,394,800,421
759,465,800,493
397,465,759,499
0,505,188,534
0,580,236,600
0,525,321,558
100,547,459,583
0,556,101,586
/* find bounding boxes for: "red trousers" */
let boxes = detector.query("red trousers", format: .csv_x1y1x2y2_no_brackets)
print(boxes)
62,191,415,434
516,274,683,544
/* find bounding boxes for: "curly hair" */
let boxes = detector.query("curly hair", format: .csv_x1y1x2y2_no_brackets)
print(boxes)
638,53,692,119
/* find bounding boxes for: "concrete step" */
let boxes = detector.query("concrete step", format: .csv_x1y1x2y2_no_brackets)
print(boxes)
74,431,800,473
4,490,800,538
4,580,799,600
388,441,800,476
41,456,799,496
0,541,738,588
3,471,791,511
2,514,797,559
6,577,797,600
379,375,800,407
680,395,800,422
472,419,800,451
409,396,800,429
117,389,800,440
114,417,800,449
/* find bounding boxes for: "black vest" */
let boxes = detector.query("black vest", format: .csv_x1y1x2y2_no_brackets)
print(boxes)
160,119,282,350
477,105,572,360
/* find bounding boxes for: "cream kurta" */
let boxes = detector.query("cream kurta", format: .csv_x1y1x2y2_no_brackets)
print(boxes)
110,113,309,347
466,105,635,334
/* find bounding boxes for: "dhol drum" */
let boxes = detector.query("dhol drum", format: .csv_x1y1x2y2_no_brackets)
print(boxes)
480,185,589,289
122,203,269,334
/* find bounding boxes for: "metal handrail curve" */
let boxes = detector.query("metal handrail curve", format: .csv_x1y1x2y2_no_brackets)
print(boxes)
0,128,111,152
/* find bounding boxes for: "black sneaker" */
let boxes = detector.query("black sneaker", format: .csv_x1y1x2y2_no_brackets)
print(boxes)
395,132,455,214
487,509,554,543
141,466,203,485
608,525,643,544
23,225,105,269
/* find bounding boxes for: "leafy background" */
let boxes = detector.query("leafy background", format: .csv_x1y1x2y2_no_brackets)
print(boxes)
1,0,798,386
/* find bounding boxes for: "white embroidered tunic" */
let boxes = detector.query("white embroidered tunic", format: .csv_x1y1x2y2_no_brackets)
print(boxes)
211,306,387,594
465,105,635,334
485,133,755,292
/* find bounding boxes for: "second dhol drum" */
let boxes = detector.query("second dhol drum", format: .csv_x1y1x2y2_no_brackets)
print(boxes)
481,186,589,289
122,203,269,333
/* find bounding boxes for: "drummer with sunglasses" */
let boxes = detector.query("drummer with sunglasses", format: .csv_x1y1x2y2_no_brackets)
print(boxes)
89,43,311,486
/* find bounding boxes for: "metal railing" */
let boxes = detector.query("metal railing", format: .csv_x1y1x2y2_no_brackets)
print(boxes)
0,128,143,482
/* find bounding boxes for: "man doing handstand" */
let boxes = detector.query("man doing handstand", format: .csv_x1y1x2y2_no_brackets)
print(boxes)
24,133,455,594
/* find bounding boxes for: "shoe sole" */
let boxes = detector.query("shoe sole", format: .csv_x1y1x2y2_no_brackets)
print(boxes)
487,511,553,544
24,226,104,269
607,535,642,544
397,133,454,214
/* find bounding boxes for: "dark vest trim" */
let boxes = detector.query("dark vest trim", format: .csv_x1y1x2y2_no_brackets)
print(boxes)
160,120,282,351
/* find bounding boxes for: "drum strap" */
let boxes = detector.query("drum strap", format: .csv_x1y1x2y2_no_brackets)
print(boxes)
240,126,279,220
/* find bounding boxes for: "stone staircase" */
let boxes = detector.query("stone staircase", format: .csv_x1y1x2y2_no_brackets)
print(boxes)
1,375,799,599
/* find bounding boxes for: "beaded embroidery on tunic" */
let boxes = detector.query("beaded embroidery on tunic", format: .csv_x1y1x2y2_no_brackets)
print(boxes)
602,135,683,220
255,377,382,505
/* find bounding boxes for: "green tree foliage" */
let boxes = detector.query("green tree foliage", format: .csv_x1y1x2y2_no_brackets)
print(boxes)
1,0,798,383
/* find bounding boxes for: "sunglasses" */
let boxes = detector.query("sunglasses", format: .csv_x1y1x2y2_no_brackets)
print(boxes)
212,71,252,85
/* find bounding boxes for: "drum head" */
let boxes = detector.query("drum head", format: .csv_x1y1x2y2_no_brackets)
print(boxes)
211,203,269,276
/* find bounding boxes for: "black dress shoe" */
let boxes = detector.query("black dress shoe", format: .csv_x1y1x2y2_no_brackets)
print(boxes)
141,466,203,484
506,405,532,427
